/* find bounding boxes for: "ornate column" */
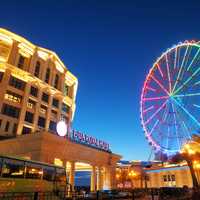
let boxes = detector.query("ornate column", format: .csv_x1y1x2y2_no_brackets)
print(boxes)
69,161,75,191
109,166,117,189
45,94,53,131
16,83,31,135
0,69,11,112
90,166,96,191
32,89,42,132
97,166,103,190
7,41,18,65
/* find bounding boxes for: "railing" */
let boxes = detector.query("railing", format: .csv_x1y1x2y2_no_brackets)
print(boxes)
0,188,197,200
0,191,66,200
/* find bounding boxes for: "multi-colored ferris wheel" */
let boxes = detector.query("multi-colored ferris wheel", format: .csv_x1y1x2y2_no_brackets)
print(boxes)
141,41,200,155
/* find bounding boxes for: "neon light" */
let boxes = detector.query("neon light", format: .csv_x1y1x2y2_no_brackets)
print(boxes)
165,54,172,93
187,48,200,71
173,47,177,69
144,100,168,125
150,75,170,95
143,96,169,101
174,66,200,95
193,104,200,108
172,45,189,93
156,63,164,77
146,86,156,92
172,97,200,128
171,102,181,150
148,120,159,135
173,92,200,98
194,80,200,85
143,105,154,113
141,41,200,154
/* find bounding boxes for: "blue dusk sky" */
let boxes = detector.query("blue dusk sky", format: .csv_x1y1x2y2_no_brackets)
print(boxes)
0,0,200,160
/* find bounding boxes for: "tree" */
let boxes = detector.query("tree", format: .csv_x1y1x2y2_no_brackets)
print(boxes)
171,152,200,188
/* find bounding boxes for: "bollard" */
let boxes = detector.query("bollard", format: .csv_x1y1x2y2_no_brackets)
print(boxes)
34,192,38,200
96,190,99,200
132,190,135,200
151,189,154,200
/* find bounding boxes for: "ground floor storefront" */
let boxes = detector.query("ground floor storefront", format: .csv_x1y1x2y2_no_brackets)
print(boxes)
0,131,121,191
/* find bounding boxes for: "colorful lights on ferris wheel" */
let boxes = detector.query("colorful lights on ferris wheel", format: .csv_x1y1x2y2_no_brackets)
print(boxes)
140,40,200,155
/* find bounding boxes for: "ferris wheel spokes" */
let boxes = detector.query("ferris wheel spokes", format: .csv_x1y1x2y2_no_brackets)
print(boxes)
171,97,200,128
172,45,189,94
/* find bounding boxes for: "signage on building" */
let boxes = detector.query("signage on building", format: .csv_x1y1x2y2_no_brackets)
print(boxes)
71,130,110,152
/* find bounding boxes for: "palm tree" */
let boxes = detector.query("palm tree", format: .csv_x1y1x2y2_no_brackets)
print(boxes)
171,151,199,188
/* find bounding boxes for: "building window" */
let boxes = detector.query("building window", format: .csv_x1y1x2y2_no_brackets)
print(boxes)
171,174,175,181
54,74,59,89
30,86,38,97
62,103,70,113
17,55,25,69
4,91,22,103
22,126,32,135
0,72,4,82
51,110,57,118
40,105,47,114
163,175,167,182
64,84,69,96
27,99,36,109
5,121,9,132
12,123,17,134
45,68,50,83
61,115,68,124
49,121,56,132
1,104,20,119
25,111,34,123
38,116,46,128
52,98,59,108
34,61,40,77
168,175,171,181
9,76,26,91
42,93,49,103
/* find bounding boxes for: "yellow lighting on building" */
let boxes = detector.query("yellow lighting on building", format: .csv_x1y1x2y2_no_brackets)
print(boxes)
128,170,137,177
18,42,34,57
55,61,64,73
54,158,63,167
4,93,21,103
0,32,13,44
37,50,49,60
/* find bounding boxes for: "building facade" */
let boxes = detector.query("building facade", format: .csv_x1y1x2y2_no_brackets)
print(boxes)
145,163,193,188
0,28,77,137
0,28,121,191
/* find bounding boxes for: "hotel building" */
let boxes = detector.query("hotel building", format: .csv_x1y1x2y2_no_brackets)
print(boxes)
0,28,121,191
0,28,77,137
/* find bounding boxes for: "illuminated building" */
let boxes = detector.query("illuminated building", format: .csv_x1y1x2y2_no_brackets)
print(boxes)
0,28,77,136
145,162,193,188
116,160,197,188
0,28,121,191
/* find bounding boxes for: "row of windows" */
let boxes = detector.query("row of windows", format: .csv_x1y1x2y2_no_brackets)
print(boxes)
0,119,17,134
1,104,20,119
0,157,66,182
9,76,26,91
17,55,61,90
163,174,176,182
30,86,70,112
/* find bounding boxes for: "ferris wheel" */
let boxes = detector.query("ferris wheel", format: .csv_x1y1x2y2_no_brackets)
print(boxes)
140,41,200,155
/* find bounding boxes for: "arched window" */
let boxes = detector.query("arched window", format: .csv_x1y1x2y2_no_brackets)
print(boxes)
45,68,50,83
34,61,40,77
54,74,59,89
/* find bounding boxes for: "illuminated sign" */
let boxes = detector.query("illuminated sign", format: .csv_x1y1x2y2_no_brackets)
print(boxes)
71,130,110,151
